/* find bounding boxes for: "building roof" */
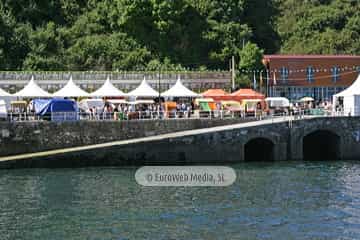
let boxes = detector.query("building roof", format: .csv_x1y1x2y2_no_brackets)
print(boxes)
263,55,360,59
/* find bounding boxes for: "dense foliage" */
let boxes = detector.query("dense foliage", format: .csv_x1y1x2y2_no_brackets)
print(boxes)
0,0,359,72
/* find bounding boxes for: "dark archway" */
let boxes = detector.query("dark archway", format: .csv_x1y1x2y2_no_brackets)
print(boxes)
303,130,340,161
244,138,274,161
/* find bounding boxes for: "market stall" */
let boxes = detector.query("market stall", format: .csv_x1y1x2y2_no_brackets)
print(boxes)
221,100,243,117
265,97,290,114
195,98,216,111
241,99,265,116
10,101,27,113
78,98,105,119
333,74,360,116
193,98,218,118
33,98,78,121
0,87,16,110
78,99,104,112
164,101,177,118
0,100,7,120
161,78,199,118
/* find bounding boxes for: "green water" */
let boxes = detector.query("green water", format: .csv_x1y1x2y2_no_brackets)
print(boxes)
1,161,360,239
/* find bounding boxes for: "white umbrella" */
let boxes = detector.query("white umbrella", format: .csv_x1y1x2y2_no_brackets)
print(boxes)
127,77,159,98
299,97,314,102
52,76,89,97
161,77,199,98
14,76,51,97
91,76,125,97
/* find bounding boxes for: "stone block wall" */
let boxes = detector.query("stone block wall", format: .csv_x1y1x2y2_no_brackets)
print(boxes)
2,117,360,168
0,118,252,157
0,71,231,93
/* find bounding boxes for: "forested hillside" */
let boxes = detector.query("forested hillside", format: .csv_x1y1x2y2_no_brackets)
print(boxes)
0,0,359,71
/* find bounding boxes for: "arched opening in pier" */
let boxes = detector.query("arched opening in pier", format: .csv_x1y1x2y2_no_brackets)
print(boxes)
303,130,340,161
244,138,274,161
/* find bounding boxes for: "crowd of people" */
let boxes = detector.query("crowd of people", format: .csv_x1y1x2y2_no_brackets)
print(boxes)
84,101,195,120
3,97,340,122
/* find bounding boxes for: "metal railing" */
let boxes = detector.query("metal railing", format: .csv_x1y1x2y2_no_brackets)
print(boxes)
4,110,258,122
3,108,356,123
7,112,40,122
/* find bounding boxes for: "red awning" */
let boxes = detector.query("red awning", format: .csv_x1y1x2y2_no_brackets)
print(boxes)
231,89,264,97
230,89,265,101
202,89,231,101
202,89,229,96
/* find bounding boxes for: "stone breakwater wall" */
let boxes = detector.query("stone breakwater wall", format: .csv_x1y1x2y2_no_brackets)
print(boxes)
1,117,360,168
0,118,251,157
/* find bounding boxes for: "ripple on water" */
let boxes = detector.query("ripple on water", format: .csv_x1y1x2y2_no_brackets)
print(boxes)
0,162,360,239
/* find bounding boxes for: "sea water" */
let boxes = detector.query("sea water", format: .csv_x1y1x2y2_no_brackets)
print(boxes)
1,161,360,239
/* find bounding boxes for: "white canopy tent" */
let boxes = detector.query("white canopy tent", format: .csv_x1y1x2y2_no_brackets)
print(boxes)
126,77,159,98
0,88,16,110
91,77,125,97
161,77,199,98
78,99,104,112
265,97,290,108
0,100,7,119
333,74,360,116
14,76,51,97
52,76,89,97
0,88,11,97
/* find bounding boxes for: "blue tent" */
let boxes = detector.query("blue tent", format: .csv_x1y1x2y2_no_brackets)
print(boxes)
32,99,78,121
33,99,51,114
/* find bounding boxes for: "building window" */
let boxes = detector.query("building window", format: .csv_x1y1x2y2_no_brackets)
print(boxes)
280,67,289,83
306,66,314,83
328,87,335,99
357,66,360,74
331,66,340,83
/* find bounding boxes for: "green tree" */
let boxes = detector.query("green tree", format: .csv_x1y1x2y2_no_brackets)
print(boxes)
23,22,65,70
237,42,264,88
0,7,30,70
146,57,185,71
66,33,151,71
200,0,252,67
1,0,65,26
0,0,359,71
276,0,360,54
243,0,280,53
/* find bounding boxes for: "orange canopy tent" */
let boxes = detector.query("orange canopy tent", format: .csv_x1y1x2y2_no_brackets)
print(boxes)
230,88,265,101
201,89,231,101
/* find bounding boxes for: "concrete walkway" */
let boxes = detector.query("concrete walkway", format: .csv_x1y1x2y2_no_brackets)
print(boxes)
0,116,317,162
